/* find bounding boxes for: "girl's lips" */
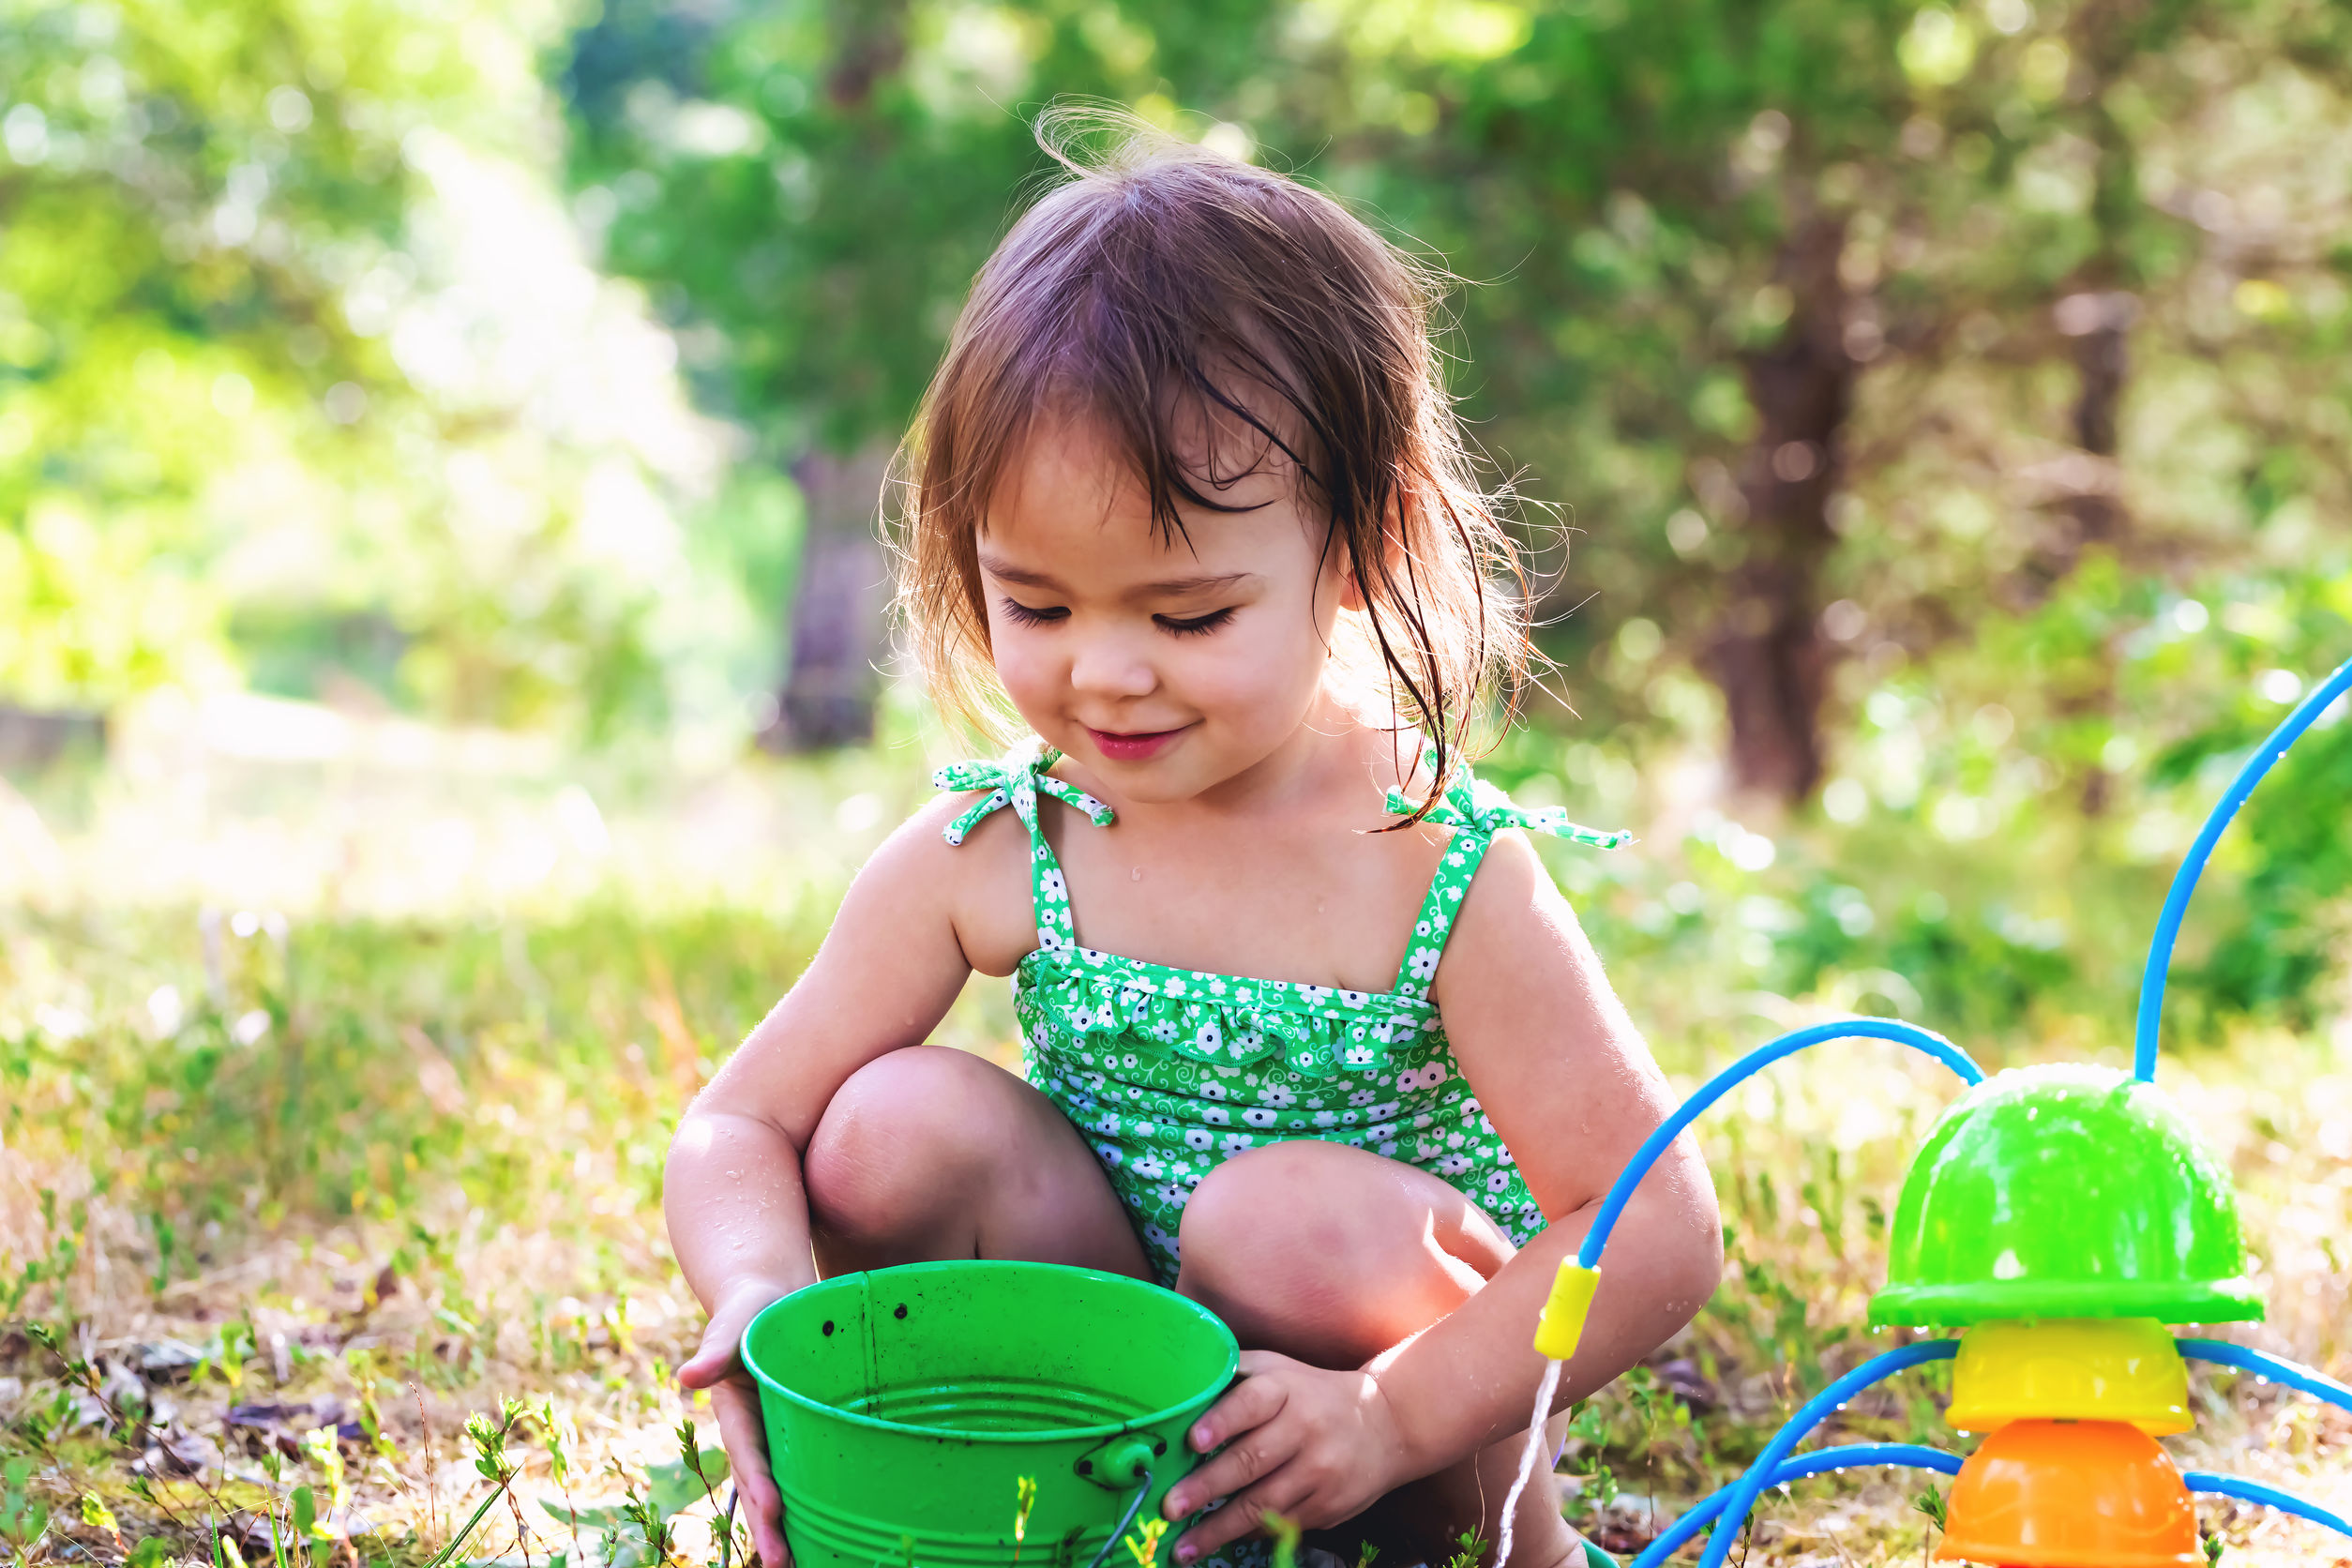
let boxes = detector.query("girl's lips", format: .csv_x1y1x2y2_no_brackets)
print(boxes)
1086,724,1189,761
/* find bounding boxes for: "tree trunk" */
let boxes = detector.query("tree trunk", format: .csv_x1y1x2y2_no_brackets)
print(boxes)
1705,217,1853,805
763,443,895,751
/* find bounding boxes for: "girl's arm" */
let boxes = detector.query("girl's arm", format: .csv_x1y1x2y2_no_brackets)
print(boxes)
1361,827,1723,1456
666,796,1003,1564
1164,830,1721,1556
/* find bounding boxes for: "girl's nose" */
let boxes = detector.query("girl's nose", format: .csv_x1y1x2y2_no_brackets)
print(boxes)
1067,631,1158,699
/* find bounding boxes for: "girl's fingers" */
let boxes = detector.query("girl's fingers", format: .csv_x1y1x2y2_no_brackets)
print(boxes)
1187,1354,1293,1454
1170,1465,1311,1565
709,1377,788,1567
681,1287,786,1389
677,1324,740,1389
1164,1380,1290,1518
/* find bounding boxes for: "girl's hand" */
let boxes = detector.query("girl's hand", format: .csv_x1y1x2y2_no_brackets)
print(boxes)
1160,1350,1416,1563
677,1280,798,1568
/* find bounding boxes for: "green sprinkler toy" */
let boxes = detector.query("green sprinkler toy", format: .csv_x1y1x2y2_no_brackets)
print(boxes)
1508,653,2352,1568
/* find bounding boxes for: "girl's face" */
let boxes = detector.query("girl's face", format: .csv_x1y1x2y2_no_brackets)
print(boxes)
978,414,1349,803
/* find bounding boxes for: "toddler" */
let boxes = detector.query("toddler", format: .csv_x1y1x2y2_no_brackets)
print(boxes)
667,112,1721,1568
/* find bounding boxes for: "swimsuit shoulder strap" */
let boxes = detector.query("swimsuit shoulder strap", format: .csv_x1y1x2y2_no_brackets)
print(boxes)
932,742,1116,955
1383,761,1631,1001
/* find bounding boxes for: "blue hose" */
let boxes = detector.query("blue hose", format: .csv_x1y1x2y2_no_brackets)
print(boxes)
2182,1472,2352,1541
2177,1339,2352,1419
1576,1020,1982,1270
1625,1443,1961,1566
2133,656,2352,1082
1691,1339,1960,1568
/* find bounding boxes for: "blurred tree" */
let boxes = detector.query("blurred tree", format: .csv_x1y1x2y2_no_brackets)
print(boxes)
0,0,725,733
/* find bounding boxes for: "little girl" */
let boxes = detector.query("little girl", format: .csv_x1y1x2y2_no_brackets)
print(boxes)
668,113,1721,1568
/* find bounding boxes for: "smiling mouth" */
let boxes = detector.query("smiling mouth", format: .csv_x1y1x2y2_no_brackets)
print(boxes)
1086,724,1190,761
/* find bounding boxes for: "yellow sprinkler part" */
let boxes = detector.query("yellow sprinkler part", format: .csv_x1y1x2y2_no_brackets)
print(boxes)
1947,1318,2190,1435
1532,1261,1601,1360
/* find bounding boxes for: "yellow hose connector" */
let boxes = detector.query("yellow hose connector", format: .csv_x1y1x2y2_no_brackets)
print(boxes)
1532,1260,1601,1361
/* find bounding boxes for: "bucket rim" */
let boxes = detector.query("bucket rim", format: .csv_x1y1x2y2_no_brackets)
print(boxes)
740,1259,1240,1444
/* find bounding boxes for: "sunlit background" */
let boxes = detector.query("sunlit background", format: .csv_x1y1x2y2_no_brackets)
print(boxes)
2,0,2347,1562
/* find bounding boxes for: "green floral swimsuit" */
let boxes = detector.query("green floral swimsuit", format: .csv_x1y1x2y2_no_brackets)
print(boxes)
934,742,1626,1289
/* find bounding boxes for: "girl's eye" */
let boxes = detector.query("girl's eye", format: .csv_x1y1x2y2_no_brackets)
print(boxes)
1000,598,1068,626
1155,608,1235,638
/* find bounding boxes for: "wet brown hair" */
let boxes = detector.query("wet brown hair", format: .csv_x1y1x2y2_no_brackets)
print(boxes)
892,103,1531,807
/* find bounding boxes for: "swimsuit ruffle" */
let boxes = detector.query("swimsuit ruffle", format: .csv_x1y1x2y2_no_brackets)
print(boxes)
1018,949,1437,1076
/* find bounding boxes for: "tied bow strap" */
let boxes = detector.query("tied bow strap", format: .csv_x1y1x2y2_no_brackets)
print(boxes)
933,744,1118,846
1383,773,1632,850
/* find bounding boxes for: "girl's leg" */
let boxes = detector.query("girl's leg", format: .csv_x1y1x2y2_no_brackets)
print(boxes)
802,1044,1151,1280
1175,1141,1581,1568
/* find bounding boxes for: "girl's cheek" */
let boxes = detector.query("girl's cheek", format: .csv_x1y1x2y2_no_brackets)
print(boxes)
989,637,1061,710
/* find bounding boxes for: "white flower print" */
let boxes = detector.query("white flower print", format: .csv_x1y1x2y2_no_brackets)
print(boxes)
1040,868,1067,901
1243,1108,1277,1129
1134,1154,1165,1180
1338,989,1368,1009
1192,1022,1224,1054
1300,985,1334,1006
1416,1139,1444,1161
1142,1223,1172,1251
1199,1079,1228,1101
1379,1141,1399,1157
1207,976,1229,996
1161,1182,1192,1208
1164,977,1186,997
1495,1144,1515,1166
1367,1101,1400,1122
1419,1063,1449,1089
1437,1153,1474,1176
1312,1110,1338,1128
1220,1133,1254,1155
1202,1106,1229,1126
1151,1019,1180,1043
1485,1169,1511,1193
1096,1112,1122,1136
1341,1044,1378,1067
1259,1084,1296,1109
1349,1090,1378,1108
1095,1143,1123,1165
1446,1131,1468,1149
1184,1128,1214,1151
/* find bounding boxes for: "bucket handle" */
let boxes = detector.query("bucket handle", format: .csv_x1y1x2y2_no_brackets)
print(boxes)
1078,1469,1154,1568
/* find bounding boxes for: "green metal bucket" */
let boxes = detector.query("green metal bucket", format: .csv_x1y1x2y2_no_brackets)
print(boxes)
743,1260,1238,1568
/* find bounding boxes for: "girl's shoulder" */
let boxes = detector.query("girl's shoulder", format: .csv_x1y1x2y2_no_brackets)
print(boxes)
902,748,1061,975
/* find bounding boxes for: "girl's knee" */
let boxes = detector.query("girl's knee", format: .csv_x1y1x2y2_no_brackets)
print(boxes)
804,1046,1016,1241
1176,1143,1375,1341
1178,1141,1505,1362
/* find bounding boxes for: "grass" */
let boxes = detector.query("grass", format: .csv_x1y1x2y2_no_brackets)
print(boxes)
2,708,2348,1568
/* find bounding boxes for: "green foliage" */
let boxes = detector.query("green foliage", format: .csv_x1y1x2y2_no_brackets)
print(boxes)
0,0,740,733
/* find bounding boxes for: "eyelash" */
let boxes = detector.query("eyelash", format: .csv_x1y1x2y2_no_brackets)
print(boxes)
997,599,1235,638
1156,608,1234,638
999,598,1066,626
